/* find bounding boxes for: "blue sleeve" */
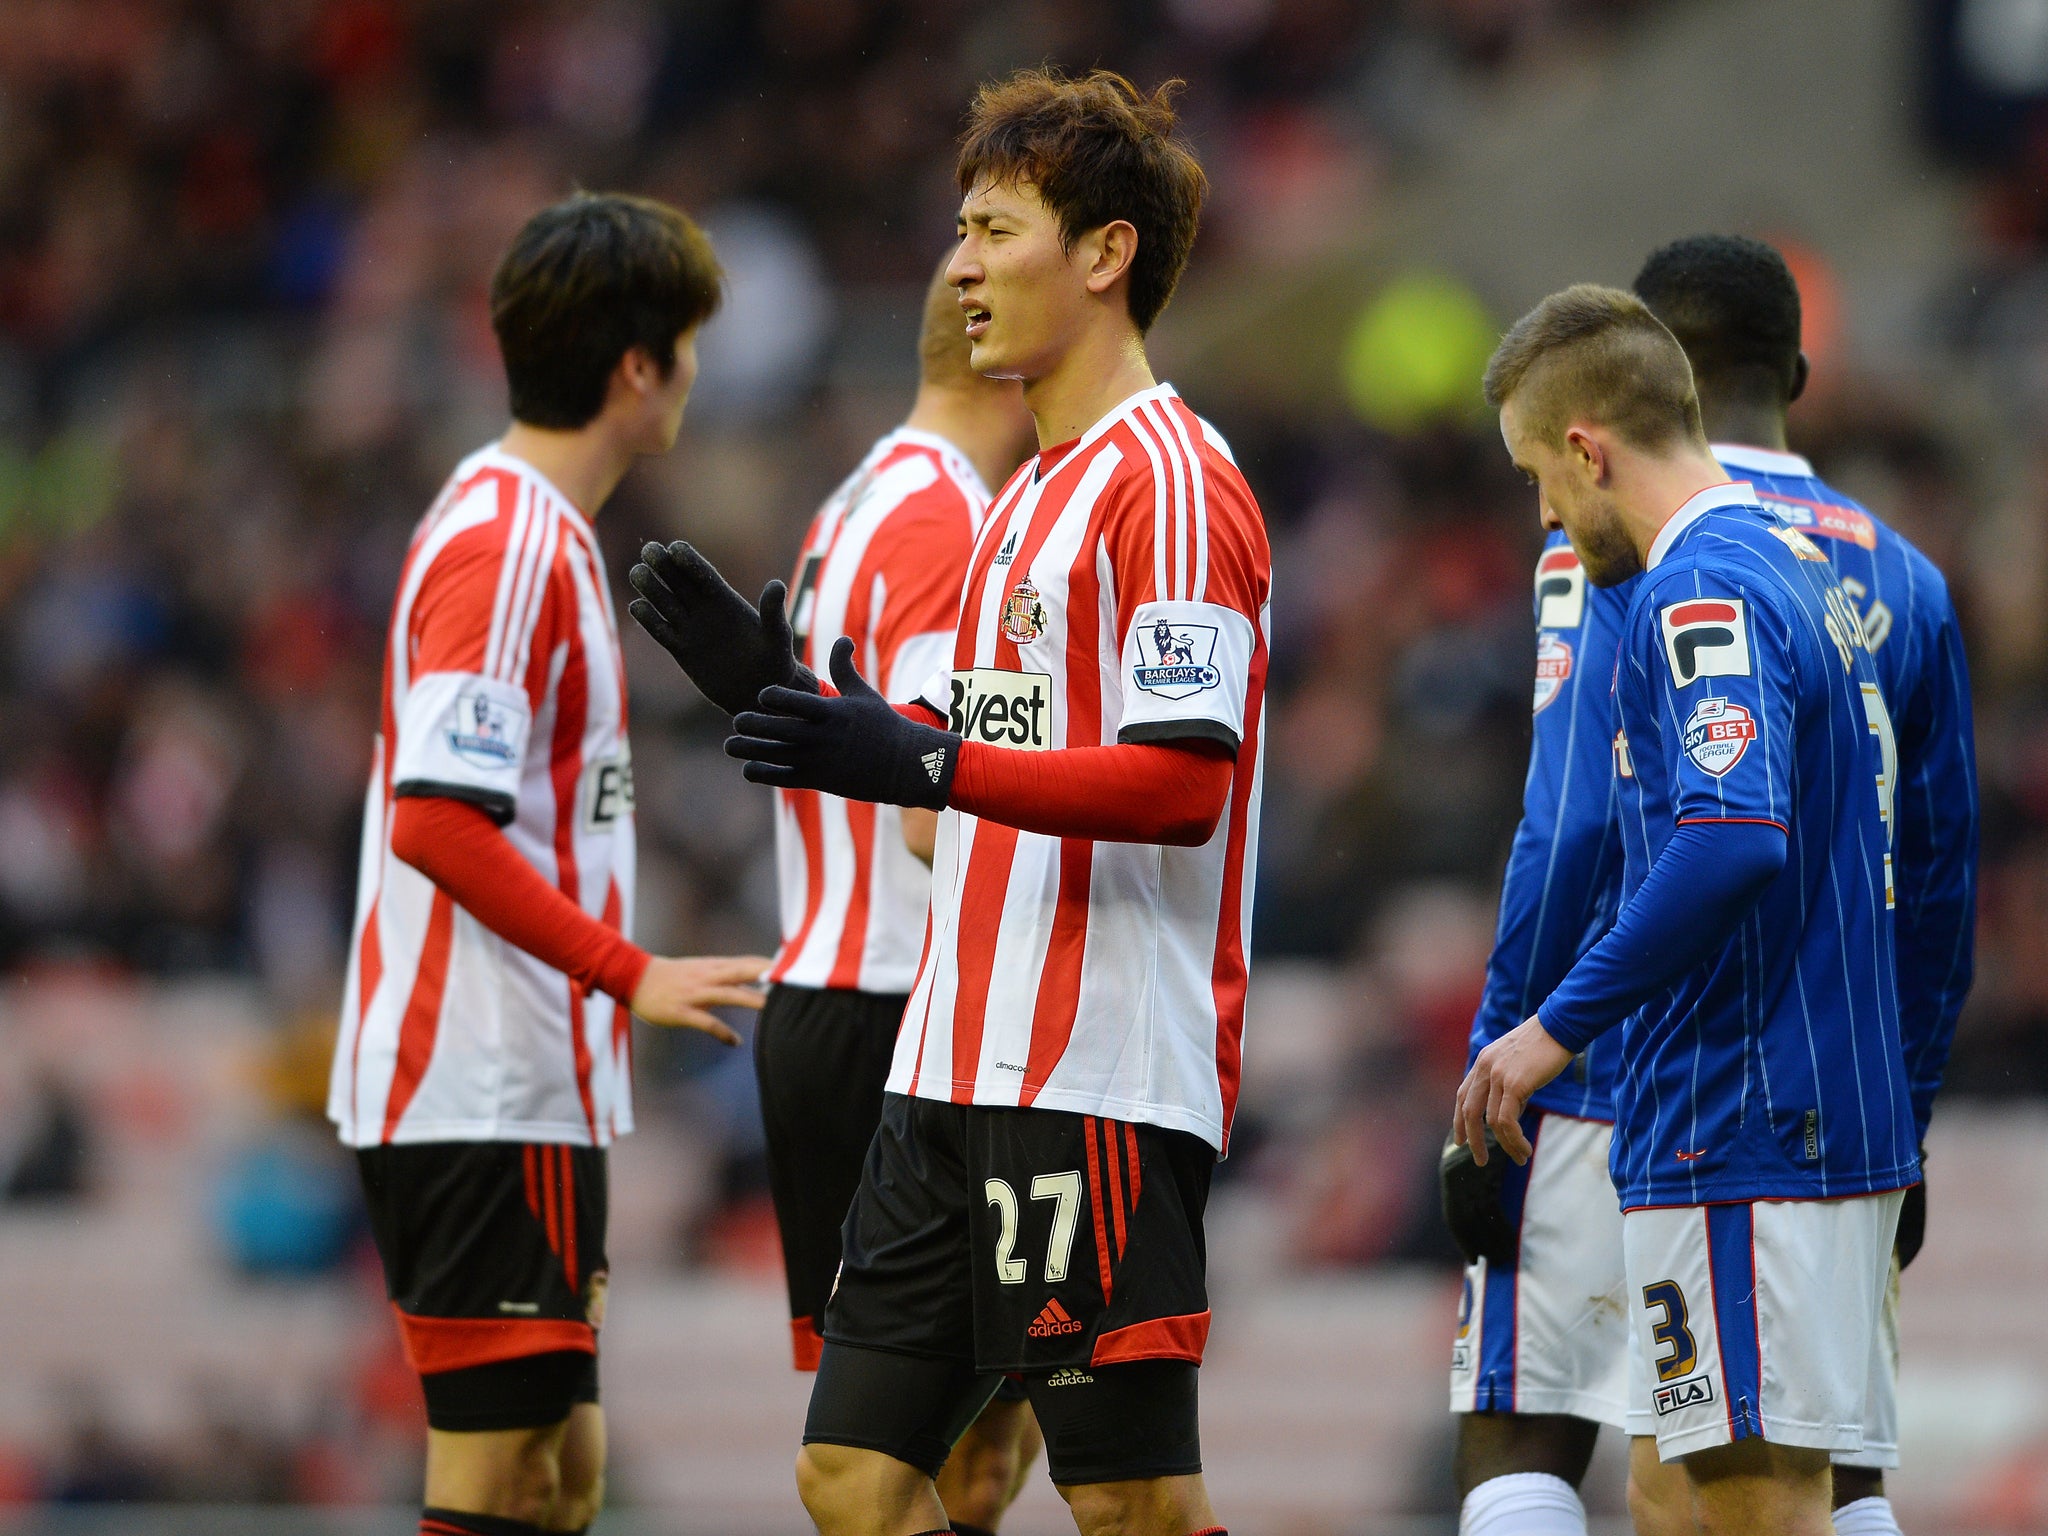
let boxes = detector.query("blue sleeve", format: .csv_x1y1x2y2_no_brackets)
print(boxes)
1538,820,1787,1051
1890,600,1979,1139
1467,550,1623,1067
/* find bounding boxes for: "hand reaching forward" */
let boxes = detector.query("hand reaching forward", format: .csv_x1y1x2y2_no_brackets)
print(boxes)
726,637,959,810
626,541,816,716
628,955,771,1044
1452,1014,1574,1165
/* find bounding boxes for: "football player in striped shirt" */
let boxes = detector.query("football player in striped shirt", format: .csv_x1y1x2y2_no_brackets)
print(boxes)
327,194,770,1536
1631,236,1979,1536
1459,287,1914,1536
640,261,1042,1536
633,69,1263,1536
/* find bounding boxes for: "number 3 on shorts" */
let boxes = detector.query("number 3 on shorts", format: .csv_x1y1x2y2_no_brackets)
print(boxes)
1642,1278,1699,1383
985,1173,1083,1285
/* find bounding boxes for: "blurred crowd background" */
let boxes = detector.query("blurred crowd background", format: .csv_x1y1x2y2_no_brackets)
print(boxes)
2,0,2048,1527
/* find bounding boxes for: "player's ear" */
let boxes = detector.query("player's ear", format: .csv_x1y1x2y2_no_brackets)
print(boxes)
1564,424,1606,483
1788,351,1810,405
1083,220,1139,299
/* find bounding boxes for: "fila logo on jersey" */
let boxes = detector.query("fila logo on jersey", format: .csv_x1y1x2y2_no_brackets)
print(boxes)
448,690,519,767
1133,620,1222,699
1001,579,1047,643
950,668,1052,749
1682,698,1758,777
1535,548,1586,629
1660,598,1751,685
1532,632,1573,713
1653,1373,1717,1416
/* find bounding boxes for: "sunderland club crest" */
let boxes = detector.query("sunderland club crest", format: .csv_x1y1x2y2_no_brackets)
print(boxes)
1001,579,1047,644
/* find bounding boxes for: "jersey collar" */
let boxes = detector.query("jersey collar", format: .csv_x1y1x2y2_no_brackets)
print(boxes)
1711,442,1815,479
1034,382,1180,481
1645,480,1758,571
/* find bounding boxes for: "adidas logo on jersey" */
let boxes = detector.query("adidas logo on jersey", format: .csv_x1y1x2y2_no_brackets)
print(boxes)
1044,1367,1094,1387
994,531,1018,567
921,751,948,784
1028,1298,1083,1338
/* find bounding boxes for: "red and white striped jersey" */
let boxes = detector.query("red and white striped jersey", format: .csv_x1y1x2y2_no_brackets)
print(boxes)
329,445,638,1148
895,385,1270,1152
770,428,987,994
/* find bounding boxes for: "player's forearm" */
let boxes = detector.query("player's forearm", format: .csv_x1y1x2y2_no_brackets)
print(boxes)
1538,819,1787,1052
390,795,651,1003
948,738,1235,846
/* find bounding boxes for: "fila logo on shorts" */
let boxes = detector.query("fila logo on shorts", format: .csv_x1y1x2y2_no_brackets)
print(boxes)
1661,598,1751,685
768,428,990,994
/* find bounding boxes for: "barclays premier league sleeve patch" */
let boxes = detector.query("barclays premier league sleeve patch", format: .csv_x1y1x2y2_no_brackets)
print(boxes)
1681,697,1758,776
1117,599,1254,746
391,670,533,820
1660,597,1752,686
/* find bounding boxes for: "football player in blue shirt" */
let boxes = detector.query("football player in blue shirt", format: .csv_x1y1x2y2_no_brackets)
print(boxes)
1631,236,1978,1536
1441,484,1636,1535
1458,284,1915,1536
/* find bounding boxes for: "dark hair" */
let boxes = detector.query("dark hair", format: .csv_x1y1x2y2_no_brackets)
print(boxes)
957,68,1207,333
1484,283,1703,451
1633,235,1802,411
489,192,723,430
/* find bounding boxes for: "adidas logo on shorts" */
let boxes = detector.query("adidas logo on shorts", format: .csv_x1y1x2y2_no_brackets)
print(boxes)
1044,1367,1094,1387
1027,1298,1083,1338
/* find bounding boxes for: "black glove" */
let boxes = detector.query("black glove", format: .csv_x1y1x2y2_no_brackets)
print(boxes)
726,637,958,810
1896,1146,1926,1270
1441,1131,1517,1269
626,541,815,716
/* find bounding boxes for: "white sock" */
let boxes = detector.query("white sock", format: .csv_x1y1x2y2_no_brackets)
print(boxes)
1458,1471,1589,1536
1833,1495,1903,1536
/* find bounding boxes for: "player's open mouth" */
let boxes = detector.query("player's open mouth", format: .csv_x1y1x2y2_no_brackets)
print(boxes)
963,305,991,339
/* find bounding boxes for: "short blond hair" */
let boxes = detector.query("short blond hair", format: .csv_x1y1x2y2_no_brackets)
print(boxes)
1483,283,1704,451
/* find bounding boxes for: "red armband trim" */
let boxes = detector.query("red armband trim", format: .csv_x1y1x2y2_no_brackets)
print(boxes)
390,796,651,1003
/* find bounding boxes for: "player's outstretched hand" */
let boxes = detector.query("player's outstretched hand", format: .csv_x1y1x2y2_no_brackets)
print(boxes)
726,636,958,810
629,955,770,1044
1453,1015,1574,1166
627,541,816,716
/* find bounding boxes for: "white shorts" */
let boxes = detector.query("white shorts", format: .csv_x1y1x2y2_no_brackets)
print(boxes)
1450,1112,1628,1428
1623,1191,1903,1462
1833,1257,1901,1470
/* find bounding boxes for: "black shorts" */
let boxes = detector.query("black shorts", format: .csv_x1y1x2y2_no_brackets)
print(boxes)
357,1141,607,1432
806,1092,1214,1482
754,982,905,1369
825,1093,1215,1373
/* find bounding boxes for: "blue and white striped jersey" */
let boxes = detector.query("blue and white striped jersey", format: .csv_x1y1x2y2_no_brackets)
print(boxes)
1608,483,1917,1208
1466,534,1631,1121
1716,445,1978,1141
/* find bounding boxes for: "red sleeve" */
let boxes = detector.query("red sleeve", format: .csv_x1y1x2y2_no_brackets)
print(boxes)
391,796,651,1003
948,738,1234,846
